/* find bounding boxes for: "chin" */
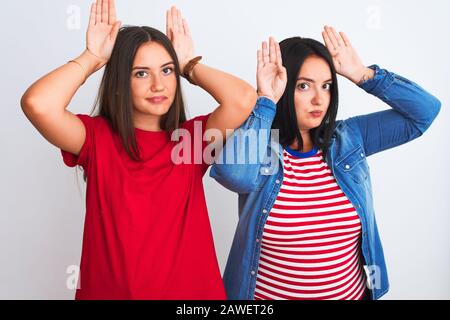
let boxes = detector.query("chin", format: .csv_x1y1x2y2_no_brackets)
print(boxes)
145,103,172,116
302,121,322,130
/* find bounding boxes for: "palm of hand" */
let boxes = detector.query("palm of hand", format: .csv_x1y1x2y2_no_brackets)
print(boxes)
171,34,194,71
166,7,195,72
256,38,287,103
331,45,364,80
258,63,285,100
322,26,365,82
87,23,115,60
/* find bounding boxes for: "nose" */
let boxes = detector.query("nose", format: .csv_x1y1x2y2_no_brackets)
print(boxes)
311,88,324,106
151,75,165,92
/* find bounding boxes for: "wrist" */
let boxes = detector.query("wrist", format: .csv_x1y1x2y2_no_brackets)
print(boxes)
257,92,277,104
79,49,106,73
182,56,202,85
350,66,375,85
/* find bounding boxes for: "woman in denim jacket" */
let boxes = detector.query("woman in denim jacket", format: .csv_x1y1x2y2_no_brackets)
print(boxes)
211,26,441,300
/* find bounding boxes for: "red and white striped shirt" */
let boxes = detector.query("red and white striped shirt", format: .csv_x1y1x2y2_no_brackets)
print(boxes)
254,148,367,300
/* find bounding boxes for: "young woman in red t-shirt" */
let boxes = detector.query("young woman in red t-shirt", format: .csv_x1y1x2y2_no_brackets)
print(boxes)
21,0,257,299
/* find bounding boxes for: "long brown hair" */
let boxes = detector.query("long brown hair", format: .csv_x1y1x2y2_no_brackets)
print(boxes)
93,26,187,161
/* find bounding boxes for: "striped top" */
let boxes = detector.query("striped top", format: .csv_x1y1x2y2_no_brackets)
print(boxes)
254,147,367,300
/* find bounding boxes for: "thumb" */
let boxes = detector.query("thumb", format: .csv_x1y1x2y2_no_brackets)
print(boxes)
167,28,175,42
278,65,287,79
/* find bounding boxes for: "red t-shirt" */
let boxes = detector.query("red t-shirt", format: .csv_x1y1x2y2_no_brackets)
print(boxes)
61,114,226,300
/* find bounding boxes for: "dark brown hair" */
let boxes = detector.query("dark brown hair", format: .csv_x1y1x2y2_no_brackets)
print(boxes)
273,37,339,162
93,26,187,161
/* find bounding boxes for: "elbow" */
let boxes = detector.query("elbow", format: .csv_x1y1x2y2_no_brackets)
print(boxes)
21,91,35,116
235,85,258,115
430,96,442,121
21,91,48,118
415,95,442,135
424,95,442,130
244,87,258,112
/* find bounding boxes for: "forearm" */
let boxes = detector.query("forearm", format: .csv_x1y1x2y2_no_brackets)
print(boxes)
359,65,441,133
21,50,103,115
190,63,255,107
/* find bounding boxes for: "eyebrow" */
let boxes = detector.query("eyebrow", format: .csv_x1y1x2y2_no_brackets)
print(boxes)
132,61,175,70
297,77,333,83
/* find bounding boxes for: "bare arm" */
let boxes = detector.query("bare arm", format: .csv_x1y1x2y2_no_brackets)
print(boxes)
189,63,257,139
21,0,121,155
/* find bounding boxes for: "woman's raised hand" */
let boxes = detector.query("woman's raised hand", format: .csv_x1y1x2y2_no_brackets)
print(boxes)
257,37,287,104
86,0,122,70
322,26,368,84
166,6,195,72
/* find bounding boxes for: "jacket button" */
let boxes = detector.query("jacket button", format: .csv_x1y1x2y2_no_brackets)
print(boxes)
263,209,268,214
251,271,256,276
360,153,364,158
256,238,260,243
275,180,280,184
264,168,270,174
345,164,350,170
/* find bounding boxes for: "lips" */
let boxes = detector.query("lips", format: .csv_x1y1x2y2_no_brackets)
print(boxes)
147,96,168,104
309,110,323,118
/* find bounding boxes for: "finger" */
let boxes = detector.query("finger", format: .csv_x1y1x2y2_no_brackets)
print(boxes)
279,65,287,78
166,10,171,37
329,26,344,47
257,49,263,71
275,40,283,68
332,57,340,70
324,26,339,49
109,0,117,25
171,6,179,33
269,37,276,64
177,9,185,35
262,41,269,65
96,0,101,25
322,30,337,54
101,0,108,24
340,31,351,47
183,19,191,37
89,3,96,28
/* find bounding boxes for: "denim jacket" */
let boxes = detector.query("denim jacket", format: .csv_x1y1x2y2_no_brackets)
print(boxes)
210,65,441,300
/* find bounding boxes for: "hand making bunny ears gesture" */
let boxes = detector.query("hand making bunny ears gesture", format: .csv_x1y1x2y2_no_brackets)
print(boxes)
322,26,373,85
166,6,195,72
257,37,287,104
86,0,122,70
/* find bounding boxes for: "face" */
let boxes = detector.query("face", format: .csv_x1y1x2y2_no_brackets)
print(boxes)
130,41,177,129
294,55,333,132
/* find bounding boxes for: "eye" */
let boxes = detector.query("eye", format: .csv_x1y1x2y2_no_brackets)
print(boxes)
323,83,332,90
135,71,148,78
162,67,174,75
296,82,310,91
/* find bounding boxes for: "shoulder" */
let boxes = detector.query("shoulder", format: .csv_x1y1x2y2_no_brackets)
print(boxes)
181,113,211,131
75,114,111,134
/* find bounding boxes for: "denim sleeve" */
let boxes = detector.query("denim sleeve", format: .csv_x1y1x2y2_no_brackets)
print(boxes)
210,97,277,194
346,65,441,157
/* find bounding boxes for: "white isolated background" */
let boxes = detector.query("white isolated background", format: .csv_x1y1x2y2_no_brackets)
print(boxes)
0,0,449,299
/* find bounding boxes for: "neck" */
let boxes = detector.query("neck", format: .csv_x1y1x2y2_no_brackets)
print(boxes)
133,112,162,132
289,129,313,153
